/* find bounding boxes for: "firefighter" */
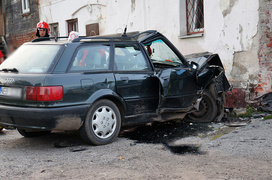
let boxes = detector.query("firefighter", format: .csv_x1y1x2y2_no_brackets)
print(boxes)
0,50,4,64
36,21,50,37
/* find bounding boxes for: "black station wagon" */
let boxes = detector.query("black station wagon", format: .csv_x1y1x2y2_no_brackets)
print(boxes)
0,31,230,145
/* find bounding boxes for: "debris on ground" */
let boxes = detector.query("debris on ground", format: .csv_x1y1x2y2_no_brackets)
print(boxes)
119,156,125,160
53,141,81,148
256,92,272,112
252,113,267,118
69,147,87,152
224,117,251,127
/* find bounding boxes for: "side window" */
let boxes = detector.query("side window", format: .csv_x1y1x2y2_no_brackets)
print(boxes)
70,45,110,72
145,39,183,66
114,44,149,71
22,0,30,14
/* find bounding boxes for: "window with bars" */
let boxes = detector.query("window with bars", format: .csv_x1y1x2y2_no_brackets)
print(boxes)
21,0,30,14
186,0,204,35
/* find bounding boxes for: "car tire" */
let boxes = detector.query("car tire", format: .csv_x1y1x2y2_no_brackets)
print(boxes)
17,128,51,137
79,99,121,145
185,89,218,123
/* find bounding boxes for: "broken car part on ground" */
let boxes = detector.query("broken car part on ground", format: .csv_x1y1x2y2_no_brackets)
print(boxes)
0,30,230,145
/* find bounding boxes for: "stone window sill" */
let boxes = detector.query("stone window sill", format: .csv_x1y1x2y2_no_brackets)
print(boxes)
22,12,31,17
179,33,204,39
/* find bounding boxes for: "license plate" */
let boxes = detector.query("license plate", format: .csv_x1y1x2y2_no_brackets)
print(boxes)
0,87,22,98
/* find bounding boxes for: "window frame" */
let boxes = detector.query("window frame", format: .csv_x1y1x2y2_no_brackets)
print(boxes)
67,18,78,35
141,36,189,68
21,0,30,14
186,0,204,35
113,42,153,73
67,43,112,73
49,23,59,37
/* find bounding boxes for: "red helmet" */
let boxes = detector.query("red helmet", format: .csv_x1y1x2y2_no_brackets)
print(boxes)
36,21,50,37
37,21,49,30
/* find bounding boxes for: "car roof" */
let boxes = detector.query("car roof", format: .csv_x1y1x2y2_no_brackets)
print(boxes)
28,30,158,45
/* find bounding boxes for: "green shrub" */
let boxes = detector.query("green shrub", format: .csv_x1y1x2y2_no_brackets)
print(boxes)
264,115,272,120
237,104,257,118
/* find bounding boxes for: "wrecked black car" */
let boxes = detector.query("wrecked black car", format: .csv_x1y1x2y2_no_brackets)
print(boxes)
0,30,230,145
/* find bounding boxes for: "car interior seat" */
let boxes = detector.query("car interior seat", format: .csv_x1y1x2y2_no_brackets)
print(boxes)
85,51,102,69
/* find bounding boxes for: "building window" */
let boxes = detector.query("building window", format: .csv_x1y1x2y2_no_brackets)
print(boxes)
21,0,30,14
0,0,2,14
86,23,99,36
49,23,59,37
186,0,204,35
67,19,78,35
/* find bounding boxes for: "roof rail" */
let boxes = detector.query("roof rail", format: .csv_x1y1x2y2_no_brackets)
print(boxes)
72,30,157,43
31,36,69,42
72,36,115,43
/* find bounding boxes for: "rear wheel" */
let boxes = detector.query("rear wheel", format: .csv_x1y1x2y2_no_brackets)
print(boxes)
17,128,51,137
79,99,121,145
185,89,217,123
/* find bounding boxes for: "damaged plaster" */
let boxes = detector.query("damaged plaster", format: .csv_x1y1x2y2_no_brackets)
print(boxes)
220,0,238,17
213,0,259,90
131,0,135,13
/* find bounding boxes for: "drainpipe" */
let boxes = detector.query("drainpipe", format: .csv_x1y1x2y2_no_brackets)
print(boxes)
2,0,6,35
1,36,9,55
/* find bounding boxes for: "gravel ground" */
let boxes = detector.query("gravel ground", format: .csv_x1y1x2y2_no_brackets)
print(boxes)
0,119,272,180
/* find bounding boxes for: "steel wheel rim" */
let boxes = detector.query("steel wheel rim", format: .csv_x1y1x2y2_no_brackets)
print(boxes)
91,106,117,139
189,97,209,119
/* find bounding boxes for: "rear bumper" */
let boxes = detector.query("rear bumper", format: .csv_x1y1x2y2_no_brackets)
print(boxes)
0,104,90,130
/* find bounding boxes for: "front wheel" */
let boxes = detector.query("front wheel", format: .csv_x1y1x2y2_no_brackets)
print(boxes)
17,128,51,137
185,89,218,123
79,99,121,145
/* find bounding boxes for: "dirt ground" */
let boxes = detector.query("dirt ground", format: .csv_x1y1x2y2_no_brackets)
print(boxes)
1,118,272,180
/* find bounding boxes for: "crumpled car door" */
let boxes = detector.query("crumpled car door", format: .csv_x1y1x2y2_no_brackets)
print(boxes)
156,67,198,112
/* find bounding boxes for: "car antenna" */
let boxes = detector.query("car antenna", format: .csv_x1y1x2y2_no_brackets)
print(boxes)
122,25,127,37
54,32,58,42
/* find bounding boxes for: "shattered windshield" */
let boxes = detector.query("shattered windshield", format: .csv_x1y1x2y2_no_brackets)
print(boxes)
144,39,183,66
0,44,62,73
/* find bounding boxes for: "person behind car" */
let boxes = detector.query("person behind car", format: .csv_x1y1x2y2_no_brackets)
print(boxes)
36,21,50,38
0,50,4,64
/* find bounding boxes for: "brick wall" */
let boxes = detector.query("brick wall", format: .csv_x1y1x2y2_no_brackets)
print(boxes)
5,0,39,48
256,0,272,95
6,31,36,48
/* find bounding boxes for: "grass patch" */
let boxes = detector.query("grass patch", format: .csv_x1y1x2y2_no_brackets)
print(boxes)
237,104,259,118
263,115,272,120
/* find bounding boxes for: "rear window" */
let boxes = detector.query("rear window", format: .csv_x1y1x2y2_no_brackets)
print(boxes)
0,44,62,73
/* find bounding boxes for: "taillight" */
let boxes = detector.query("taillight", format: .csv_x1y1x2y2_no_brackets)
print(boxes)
26,86,63,101
26,86,37,101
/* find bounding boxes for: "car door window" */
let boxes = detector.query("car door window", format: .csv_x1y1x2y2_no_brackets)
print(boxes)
114,44,149,71
145,39,183,66
69,45,110,72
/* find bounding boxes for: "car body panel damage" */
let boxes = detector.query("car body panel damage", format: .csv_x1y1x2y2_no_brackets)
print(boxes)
155,68,197,111
186,52,231,92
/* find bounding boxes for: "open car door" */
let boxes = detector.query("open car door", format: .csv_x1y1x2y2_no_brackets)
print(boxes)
140,34,199,113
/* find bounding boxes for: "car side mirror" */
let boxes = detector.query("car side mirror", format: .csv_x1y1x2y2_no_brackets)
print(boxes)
190,61,199,70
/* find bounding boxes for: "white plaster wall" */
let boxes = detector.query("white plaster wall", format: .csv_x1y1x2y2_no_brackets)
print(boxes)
39,0,259,87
